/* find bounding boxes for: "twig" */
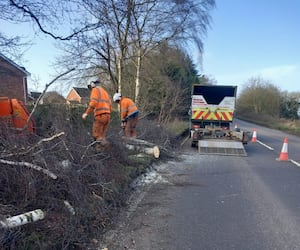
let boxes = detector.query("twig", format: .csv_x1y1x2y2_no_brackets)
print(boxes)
77,154,110,172
138,112,153,121
35,132,65,145
180,135,190,147
89,182,113,193
62,140,74,160
80,141,98,162
0,159,57,179
1,132,65,158
64,200,75,215
25,68,75,130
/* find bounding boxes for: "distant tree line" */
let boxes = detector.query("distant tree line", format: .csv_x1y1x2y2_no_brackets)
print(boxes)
236,76,300,120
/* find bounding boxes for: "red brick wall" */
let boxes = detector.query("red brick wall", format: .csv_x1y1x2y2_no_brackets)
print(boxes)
0,57,28,103
66,89,81,103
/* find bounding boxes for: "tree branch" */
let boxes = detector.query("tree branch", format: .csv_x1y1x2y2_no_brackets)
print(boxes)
9,0,97,41
25,68,75,130
0,159,58,179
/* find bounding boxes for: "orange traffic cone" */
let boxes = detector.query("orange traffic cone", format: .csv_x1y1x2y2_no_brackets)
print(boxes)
276,137,289,161
251,128,257,143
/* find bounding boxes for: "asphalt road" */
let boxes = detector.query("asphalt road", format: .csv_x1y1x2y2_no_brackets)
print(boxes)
102,120,300,250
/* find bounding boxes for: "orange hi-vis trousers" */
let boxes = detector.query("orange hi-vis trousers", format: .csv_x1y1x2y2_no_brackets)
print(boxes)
124,116,138,138
92,113,110,141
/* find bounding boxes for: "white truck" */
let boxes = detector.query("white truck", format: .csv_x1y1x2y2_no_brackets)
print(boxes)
190,84,248,156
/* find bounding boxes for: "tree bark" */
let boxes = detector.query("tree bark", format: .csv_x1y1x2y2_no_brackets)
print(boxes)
0,209,45,228
125,144,160,159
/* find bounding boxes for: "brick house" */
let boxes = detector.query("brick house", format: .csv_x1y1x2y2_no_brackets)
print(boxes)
66,87,90,104
0,53,31,103
28,91,42,104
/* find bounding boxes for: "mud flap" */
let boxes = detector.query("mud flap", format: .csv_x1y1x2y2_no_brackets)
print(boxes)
198,140,247,156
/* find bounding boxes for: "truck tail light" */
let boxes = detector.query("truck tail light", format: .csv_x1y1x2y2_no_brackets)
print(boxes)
192,125,200,129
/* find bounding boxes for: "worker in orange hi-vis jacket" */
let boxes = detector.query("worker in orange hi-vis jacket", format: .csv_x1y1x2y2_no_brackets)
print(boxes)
82,78,112,145
113,93,139,138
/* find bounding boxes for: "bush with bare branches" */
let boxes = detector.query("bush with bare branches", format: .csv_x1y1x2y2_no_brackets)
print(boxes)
0,103,179,249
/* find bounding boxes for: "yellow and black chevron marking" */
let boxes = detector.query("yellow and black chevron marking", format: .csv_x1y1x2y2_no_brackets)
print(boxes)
192,109,233,121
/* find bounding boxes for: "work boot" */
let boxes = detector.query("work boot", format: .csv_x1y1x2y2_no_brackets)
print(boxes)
95,139,110,152
95,143,102,152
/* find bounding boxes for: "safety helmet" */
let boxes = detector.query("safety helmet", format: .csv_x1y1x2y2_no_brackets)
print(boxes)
87,77,100,89
113,93,122,102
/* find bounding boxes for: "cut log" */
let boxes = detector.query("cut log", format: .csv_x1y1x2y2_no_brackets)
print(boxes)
123,137,175,158
0,209,45,228
125,144,160,159
123,137,157,147
127,137,153,145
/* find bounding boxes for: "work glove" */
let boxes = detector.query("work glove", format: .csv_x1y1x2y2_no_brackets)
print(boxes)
82,113,88,119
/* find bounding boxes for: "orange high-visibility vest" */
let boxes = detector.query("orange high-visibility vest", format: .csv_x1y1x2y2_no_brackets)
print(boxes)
85,87,112,117
119,97,138,120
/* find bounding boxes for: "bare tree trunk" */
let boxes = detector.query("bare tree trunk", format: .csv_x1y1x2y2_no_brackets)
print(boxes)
135,48,142,104
117,55,122,93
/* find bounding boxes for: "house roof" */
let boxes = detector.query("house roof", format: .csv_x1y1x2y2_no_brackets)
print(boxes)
30,91,42,99
73,87,90,98
0,53,31,76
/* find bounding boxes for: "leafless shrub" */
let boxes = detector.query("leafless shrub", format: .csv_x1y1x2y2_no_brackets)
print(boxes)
137,118,180,151
0,104,150,249
0,102,180,248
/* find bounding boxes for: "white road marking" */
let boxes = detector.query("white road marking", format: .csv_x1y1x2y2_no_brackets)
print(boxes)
257,140,274,151
290,159,300,167
256,140,300,168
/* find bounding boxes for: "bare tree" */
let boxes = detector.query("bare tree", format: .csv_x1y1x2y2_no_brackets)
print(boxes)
56,0,215,99
1,0,214,96
54,0,134,92
130,0,215,104
237,76,282,117
0,0,96,61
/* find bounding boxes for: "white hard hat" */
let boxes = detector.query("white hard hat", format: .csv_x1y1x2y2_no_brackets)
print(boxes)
87,77,100,89
113,93,122,102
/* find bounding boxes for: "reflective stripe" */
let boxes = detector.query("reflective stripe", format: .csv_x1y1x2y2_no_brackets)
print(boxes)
192,109,233,121
120,98,138,120
121,104,136,113
91,98,110,103
86,87,111,116
95,107,111,112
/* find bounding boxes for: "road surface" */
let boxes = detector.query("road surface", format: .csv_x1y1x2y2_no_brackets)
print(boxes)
102,120,300,250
